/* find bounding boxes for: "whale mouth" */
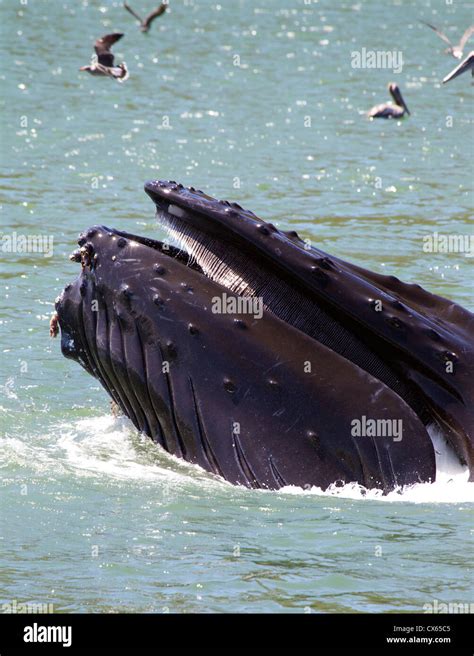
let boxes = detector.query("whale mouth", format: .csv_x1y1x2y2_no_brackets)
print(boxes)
144,180,429,422
155,205,261,298
143,180,473,477
53,181,474,491
145,180,270,298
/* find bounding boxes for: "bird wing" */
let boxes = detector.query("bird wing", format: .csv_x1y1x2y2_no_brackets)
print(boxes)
144,3,167,28
443,51,474,83
124,3,143,24
94,33,124,66
420,20,453,47
459,25,474,50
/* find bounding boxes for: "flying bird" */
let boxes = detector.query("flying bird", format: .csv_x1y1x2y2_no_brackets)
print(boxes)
124,2,167,32
443,51,474,83
420,21,474,59
80,33,129,82
367,83,411,119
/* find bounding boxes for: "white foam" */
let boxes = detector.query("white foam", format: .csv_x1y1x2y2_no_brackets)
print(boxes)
52,414,217,487
279,478,474,503
279,423,473,504
427,422,470,484
3,415,473,503
1,377,18,400
2,414,222,492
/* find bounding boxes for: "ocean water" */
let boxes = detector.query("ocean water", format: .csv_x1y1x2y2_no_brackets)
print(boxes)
1,0,473,613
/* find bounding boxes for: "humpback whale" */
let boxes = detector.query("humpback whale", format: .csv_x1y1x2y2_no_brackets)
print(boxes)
54,181,474,491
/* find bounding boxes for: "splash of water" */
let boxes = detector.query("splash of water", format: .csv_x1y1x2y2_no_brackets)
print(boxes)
3,414,473,503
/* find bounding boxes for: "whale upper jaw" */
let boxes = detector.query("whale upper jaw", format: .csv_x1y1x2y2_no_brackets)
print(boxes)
54,181,474,491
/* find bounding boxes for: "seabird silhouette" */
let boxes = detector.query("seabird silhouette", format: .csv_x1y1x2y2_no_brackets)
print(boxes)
124,2,167,32
420,21,474,59
79,33,129,82
367,83,411,119
443,51,474,83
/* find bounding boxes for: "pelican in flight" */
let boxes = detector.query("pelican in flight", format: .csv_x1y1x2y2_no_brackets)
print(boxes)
443,51,474,83
80,33,129,82
124,2,167,32
420,21,474,59
368,83,411,119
